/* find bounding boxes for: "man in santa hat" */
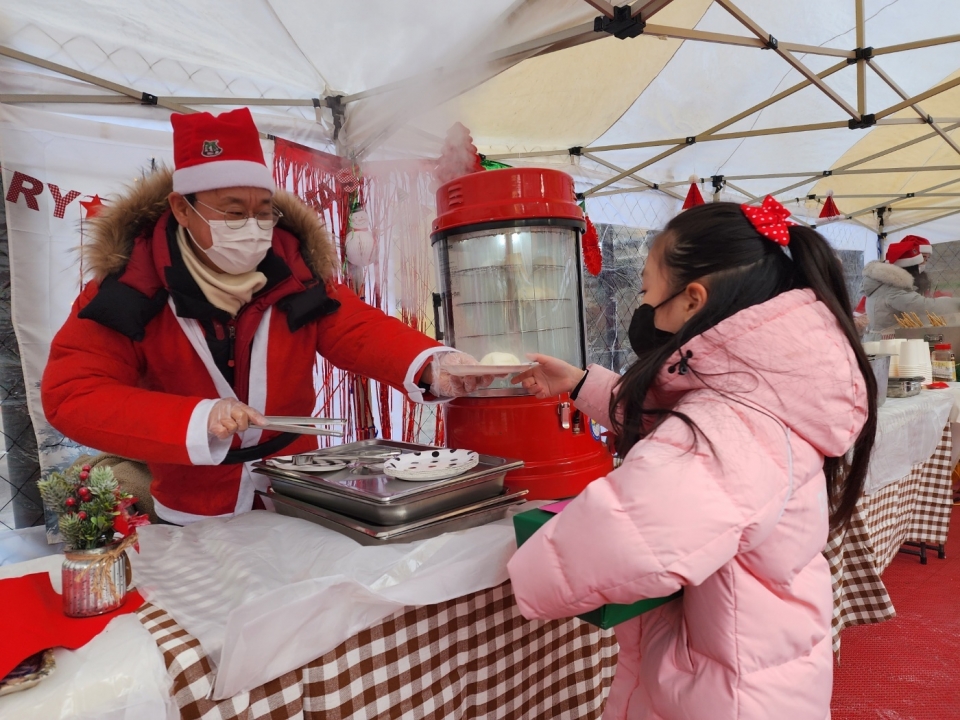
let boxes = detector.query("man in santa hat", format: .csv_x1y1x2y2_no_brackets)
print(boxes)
861,236,960,331
41,108,492,525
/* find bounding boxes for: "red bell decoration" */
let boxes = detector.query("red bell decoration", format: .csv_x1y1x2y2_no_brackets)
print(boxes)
819,190,842,221
582,215,602,276
682,175,705,210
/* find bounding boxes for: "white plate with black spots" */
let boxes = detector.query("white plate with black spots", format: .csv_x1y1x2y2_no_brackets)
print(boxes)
382,449,480,481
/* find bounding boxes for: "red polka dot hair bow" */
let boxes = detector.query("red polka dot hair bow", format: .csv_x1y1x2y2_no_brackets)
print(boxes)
741,195,796,246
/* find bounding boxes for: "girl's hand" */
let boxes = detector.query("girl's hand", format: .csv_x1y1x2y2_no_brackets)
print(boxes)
511,353,585,399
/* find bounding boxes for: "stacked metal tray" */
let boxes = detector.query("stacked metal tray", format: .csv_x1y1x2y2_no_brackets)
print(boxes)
252,440,526,537
262,488,528,546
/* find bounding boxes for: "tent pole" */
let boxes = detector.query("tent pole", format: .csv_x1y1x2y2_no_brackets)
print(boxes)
583,121,850,195
634,0,679,20
837,121,960,169
584,59,848,154
887,207,960,233
873,33,960,56
658,166,960,186
582,151,685,200
713,0,861,119
582,0,615,17
0,94,323,108
874,75,960,120
0,94,137,104
873,206,960,211
847,176,960,219
856,0,866,116
585,145,687,195
766,121,960,197
642,24,854,58
869,61,960,158
0,44,194,115
808,193,960,199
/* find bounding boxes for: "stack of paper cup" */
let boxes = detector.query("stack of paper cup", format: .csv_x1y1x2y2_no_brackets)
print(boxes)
863,341,881,355
878,339,900,376
898,339,932,382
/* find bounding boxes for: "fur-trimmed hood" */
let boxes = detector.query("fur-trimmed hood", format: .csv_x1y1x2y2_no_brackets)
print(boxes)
861,260,915,294
84,168,338,281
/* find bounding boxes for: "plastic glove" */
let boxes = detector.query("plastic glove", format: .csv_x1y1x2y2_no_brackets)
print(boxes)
429,352,496,398
208,398,266,440
510,353,585,399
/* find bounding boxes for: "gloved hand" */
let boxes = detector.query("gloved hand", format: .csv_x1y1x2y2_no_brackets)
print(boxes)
208,398,267,440
429,352,496,398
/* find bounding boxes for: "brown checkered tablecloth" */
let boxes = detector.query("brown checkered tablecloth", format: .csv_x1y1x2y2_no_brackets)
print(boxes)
138,580,618,719
825,423,953,655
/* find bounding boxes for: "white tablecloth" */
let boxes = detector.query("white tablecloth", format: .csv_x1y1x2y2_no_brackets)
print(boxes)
0,533,175,720
1,507,524,714
865,391,955,495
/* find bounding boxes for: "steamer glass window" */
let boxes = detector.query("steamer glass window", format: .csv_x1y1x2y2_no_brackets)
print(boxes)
438,226,584,387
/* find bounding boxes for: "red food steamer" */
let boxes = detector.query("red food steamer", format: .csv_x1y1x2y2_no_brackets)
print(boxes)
431,167,613,500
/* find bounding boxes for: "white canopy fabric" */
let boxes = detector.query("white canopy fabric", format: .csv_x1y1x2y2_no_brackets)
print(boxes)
1,0,960,241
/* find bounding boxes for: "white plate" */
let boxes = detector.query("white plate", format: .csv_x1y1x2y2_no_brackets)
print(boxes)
383,449,480,481
444,363,536,377
266,456,350,473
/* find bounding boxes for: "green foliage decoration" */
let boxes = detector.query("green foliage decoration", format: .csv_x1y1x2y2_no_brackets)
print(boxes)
37,465,130,551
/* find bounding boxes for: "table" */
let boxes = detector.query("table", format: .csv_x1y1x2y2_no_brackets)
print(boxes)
138,583,616,720
0,513,618,720
825,391,955,655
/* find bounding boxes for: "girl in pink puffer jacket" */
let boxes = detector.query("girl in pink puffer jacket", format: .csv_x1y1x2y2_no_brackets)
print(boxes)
509,198,876,720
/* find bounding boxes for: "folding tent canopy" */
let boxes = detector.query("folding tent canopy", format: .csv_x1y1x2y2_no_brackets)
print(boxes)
1,0,959,242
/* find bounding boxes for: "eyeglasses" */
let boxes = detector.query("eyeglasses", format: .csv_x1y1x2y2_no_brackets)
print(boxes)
191,198,283,230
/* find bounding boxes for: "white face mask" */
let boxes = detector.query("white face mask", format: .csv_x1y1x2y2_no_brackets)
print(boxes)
188,212,273,275
919,262,927,273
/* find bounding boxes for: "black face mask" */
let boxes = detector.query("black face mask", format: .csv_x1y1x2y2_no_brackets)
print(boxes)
628,291,683,356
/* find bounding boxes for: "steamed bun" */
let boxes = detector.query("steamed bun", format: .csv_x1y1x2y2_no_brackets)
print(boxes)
480,352,521,366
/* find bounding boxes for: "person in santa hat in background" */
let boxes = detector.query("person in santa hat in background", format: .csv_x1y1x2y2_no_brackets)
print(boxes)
41,108,492,526
861,236,960,331
904,234,934,295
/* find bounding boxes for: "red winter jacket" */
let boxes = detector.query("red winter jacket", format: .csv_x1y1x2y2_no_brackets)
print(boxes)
41,170,440,522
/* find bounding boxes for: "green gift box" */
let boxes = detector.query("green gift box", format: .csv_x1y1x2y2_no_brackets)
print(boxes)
513,507,682,630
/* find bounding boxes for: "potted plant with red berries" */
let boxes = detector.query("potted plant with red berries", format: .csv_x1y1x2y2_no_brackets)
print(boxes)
37,465,149,617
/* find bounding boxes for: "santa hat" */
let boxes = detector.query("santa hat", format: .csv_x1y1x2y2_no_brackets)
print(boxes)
885,239,924,268
171,108,274,195
818,190,841,220
682,176,705,210
903,234,932,257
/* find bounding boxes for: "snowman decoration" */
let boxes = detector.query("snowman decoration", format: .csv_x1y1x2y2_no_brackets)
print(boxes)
344,209,377,267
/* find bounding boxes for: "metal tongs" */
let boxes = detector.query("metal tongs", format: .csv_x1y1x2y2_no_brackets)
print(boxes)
260,416,347,437
292,448,402,469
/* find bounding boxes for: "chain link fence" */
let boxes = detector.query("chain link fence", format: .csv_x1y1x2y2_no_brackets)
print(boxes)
923,240,960,298
0,174,44,530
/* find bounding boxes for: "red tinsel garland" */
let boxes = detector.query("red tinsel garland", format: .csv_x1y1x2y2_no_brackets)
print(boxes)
273,138,378,443
582,215,602,276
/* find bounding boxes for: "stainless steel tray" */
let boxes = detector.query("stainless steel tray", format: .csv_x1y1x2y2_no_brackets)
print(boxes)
252,439,524,526
264,488,528,545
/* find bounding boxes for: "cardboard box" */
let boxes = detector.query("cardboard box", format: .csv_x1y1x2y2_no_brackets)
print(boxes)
513,507,682,630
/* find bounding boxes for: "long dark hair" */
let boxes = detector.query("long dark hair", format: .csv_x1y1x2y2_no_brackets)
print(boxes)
906,264,931,296
610,202,877,531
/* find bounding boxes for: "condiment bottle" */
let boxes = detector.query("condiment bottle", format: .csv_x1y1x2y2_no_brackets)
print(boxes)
931,343,957,382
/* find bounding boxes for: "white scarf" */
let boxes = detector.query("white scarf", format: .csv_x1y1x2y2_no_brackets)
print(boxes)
176,226,267,317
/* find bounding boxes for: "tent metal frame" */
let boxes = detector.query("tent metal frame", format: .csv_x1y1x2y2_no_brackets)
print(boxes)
1,1,959,233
